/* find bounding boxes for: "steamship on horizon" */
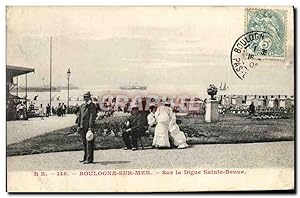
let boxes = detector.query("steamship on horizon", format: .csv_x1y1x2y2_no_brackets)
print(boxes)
119,82,147,90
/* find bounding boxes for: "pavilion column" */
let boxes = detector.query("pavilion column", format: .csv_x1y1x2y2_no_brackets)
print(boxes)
16,76,18,97
25,73,28,112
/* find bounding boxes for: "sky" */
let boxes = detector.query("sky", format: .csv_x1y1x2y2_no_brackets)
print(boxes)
6,6,294,95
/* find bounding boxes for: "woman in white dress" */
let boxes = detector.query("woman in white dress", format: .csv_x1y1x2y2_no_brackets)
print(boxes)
147,104,157,136
152,104,172,148
39,104,44,120
152,103,189,149
168,112,189,149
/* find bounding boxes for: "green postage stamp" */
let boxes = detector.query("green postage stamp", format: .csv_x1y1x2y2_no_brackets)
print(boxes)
245,8,287,59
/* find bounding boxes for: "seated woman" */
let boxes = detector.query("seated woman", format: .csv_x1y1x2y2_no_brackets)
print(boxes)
168,112,189,149
147,104,157,137
152,103,172,148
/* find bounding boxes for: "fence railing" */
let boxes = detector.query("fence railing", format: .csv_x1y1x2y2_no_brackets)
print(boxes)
218,106,294,115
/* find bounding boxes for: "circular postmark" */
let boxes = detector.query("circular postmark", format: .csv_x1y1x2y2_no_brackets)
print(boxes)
230,31,271,80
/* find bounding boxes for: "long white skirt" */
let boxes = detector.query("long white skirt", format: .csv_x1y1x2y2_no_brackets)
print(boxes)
169,125,189,149
152,123,170,148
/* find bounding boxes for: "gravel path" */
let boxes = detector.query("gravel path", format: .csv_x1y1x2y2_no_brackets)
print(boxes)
7,114,77,145
7,141,294,171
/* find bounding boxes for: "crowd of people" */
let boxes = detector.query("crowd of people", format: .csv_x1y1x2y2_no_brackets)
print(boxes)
51,103,68,117
15,101,70,120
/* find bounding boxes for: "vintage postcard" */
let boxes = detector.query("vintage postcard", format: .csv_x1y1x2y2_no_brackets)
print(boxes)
6,6,294,192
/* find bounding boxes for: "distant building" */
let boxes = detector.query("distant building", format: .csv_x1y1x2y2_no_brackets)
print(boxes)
218,94,294,109
220,95,232,106
279,98,292,108
6,65,35,120
231,95,243,106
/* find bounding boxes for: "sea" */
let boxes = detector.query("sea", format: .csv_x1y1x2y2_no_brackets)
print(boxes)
14,85,209,108
14,84,293,108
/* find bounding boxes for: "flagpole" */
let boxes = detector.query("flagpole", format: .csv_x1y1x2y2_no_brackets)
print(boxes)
49,37,52,113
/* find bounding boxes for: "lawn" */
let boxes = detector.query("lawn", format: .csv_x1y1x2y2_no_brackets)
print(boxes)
7,114,294,156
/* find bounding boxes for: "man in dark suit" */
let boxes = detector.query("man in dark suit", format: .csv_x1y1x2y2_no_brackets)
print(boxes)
249,102,255,116
77,91,97,164
122,105,145,151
